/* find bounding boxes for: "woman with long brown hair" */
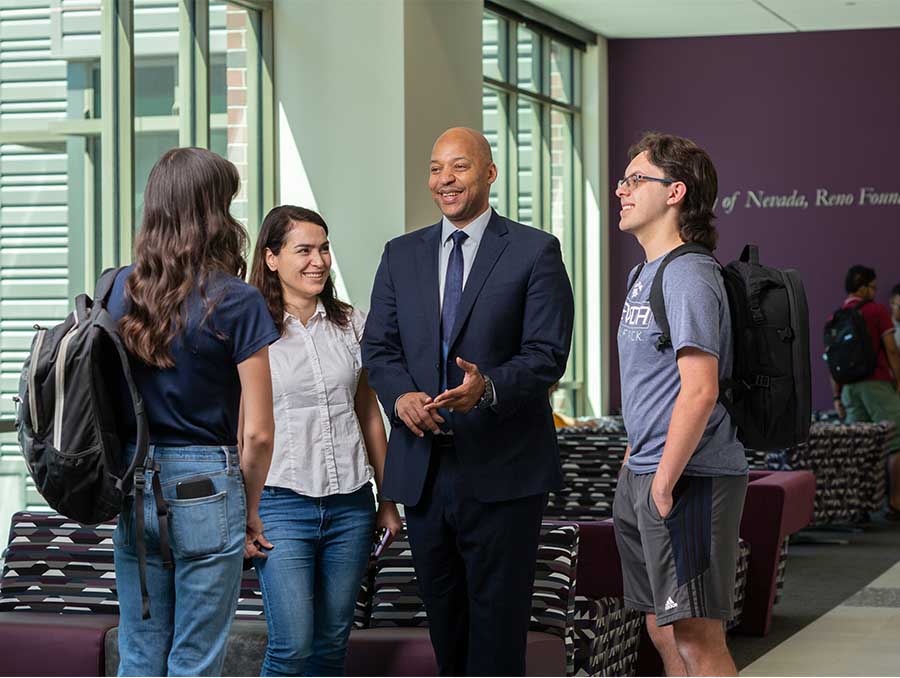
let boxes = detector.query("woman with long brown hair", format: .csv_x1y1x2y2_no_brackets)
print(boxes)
107,147,279,675
247,205,401,676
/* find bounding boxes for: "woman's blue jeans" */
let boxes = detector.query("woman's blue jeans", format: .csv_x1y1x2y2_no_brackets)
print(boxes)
255,484,375,677
113,445,246,676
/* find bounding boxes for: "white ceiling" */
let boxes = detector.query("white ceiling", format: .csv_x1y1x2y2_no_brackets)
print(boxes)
528,0,900,39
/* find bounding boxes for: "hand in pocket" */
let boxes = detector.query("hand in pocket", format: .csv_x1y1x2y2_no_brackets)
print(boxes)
651,477,674,520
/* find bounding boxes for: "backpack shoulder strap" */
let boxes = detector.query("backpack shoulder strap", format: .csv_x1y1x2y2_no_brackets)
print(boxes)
94,266,127,307
649,243,715,352
627,263,645,294
92,312,148,480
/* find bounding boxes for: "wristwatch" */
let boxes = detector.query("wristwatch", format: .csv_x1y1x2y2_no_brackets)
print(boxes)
476,374,495,411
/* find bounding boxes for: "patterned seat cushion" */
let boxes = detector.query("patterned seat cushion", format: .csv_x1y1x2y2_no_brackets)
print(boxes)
235,563,265,618
369,530,428,627
2,511,375,625
572,595,643,677
370,522,580,675
546,431,628,522
0,512,117,614
753,421,894,525
727,538,751,631
236,558,375,626
532,523,579,676
774,538,789,605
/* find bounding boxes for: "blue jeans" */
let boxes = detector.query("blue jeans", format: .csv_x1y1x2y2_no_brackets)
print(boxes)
113,445,246,676
255,484,375,676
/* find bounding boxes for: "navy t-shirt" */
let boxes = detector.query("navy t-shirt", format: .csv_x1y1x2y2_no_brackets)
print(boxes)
107,265,280,446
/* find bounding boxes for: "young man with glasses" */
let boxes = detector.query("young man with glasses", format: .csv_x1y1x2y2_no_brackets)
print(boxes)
612,132,748,676
831,266,900,519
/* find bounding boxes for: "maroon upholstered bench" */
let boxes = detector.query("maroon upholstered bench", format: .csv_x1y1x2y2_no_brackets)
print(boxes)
738,470,815,636
0,512,119,677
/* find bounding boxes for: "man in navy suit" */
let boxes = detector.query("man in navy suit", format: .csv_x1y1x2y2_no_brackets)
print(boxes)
362,127,574,675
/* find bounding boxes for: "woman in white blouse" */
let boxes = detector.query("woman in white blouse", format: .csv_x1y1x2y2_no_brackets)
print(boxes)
247,205,402,676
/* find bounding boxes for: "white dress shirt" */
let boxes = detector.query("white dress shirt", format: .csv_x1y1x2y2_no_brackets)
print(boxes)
438,206,493,311
266,301,374,497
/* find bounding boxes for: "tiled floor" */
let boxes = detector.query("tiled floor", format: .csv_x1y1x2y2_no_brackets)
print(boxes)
741,561,900,676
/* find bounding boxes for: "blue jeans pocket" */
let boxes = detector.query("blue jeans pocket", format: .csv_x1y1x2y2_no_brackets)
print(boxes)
168,491,229,558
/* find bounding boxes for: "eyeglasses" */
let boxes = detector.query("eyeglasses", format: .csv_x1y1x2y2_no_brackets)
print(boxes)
616,173,674,191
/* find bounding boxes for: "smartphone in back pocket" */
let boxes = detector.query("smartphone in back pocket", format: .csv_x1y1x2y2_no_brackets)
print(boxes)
175,476,215,500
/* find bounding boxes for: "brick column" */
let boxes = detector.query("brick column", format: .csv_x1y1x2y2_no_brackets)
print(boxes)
226,5,249,224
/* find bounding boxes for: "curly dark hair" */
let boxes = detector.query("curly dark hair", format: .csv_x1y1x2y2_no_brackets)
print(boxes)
120,147,248,368
628,132,719,250
249,205,351,336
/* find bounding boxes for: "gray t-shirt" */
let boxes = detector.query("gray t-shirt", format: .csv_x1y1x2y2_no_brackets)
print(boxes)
618,252,748,476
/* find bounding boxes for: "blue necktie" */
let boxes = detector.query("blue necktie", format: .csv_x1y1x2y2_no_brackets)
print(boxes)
441,230,468,392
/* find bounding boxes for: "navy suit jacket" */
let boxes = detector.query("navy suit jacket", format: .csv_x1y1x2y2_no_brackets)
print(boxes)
362,210,575,506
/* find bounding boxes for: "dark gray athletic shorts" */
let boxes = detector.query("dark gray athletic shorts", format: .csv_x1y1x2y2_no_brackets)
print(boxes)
612,467,748,626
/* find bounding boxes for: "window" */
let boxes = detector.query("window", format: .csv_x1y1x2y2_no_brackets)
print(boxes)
0,0,274,525
482,8,584,416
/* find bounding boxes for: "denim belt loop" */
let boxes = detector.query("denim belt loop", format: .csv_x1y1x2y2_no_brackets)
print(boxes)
145,444,156,466
222,445,238,473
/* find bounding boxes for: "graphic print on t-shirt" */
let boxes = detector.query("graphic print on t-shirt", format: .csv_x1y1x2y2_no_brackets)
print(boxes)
620,271,654,343
620,300,653,343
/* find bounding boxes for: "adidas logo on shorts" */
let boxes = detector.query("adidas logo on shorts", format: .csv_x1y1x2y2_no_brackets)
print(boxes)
665,596,678,611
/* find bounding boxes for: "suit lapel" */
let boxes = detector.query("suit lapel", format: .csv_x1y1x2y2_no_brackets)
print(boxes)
416,222,443,350
447,211,509,351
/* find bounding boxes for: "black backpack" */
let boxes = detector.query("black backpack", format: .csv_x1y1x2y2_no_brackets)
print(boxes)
823,301,878,384
632,243,811,451
14,267,170,618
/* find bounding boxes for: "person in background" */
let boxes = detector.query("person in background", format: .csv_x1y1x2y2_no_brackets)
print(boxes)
832,267,900,519
108,147,278,676
248,205,402,676
613,132,748,676
890,283,900,348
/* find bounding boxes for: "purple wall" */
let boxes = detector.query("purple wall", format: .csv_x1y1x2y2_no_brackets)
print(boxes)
607,28,900,413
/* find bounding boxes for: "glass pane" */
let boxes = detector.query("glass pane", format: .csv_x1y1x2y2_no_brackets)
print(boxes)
0,142,71,517
516,99,540,227
134,0,179,117
549,42,573,104
0,3,103,523
133,0,180,227
516,26,540,93
550,109,572,256
134,60,177,116
135,131,179,226
210,1,252,226
482,12,506,82
482,87,502,211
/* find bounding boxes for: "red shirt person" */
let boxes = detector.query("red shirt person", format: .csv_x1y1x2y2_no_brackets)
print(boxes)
831,265,900,517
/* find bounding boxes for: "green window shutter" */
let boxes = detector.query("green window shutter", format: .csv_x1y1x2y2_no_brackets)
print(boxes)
1,1,70,524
